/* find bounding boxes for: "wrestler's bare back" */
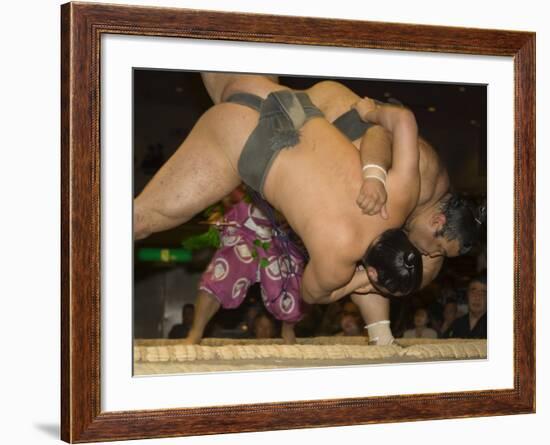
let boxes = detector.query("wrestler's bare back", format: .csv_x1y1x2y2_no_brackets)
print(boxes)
219,77,406,279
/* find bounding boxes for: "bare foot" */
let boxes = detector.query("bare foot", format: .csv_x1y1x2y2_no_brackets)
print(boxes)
181,331,202,345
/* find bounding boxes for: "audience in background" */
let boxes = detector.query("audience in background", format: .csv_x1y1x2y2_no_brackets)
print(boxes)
438,301,460,338
293,304,324,338
316,301,345,336
165,270,487,342
445,272,487,339
402,308,438,339
168,303,195,339
336,301,364,337
237,304,263,337
252,312,277,339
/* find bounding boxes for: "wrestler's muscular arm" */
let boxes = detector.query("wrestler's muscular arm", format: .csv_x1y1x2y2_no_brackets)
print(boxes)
355,98,420,217
311,82,418,218
355,103,420,217
354,103,420,217
345,105,420,344
356,126,393,218
305,81,393,218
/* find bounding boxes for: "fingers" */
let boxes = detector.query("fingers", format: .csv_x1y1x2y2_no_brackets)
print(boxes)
356,190,372,211
364,200,378,215
357,194,381,215
369,202,384,216
357,180,388,216
357,191,376,213
356,191,365,205
357,193,387,216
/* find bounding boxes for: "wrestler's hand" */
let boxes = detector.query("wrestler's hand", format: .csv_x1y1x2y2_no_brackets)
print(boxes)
353,97,378,122
354,283,374,294
356,178,389,219
352,265,373,293
353,279,374,294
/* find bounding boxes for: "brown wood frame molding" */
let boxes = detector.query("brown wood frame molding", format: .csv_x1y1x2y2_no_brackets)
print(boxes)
61,2,535,442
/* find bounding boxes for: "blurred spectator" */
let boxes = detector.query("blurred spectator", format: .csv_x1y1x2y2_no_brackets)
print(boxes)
336,301,364,336
316,301,344,336
391,300,411,339
439,286,459,307
294,305,324,337
168,303,195,339
252,312,277,339
439,301,459,338
446,272,487,339
236,304,262,337
402,308,438,339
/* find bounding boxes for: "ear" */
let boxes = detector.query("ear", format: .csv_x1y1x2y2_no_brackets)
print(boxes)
366,266,378,283
431,212,447,232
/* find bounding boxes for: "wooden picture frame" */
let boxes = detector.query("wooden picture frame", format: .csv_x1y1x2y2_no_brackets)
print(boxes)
61,2,535,442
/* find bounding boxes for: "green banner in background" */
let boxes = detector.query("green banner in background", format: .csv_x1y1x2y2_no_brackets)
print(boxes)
137,248,192,263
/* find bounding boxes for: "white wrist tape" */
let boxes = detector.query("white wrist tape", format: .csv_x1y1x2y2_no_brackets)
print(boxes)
365,320,391,329
362,164,387,187
365,320,394,345
363,175,386,187
362,164,388,177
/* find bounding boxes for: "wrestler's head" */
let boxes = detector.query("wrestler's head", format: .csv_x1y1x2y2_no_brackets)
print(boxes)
405,193,479,258
362,229,423,298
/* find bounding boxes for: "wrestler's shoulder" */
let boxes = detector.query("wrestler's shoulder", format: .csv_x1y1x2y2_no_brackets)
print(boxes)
318,217,364,256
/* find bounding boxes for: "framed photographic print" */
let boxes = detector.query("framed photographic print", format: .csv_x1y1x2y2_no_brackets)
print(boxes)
61,1,535,442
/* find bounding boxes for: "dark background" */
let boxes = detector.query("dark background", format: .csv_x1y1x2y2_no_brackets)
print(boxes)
133,70,487,339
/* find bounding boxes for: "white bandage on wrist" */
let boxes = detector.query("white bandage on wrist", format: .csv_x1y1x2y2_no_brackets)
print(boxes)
365,320,394,345
362,164,387,186
363,175,386,187
362,164,388,176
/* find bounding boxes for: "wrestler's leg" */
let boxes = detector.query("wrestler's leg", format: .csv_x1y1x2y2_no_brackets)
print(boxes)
134,104,246,240
182,290,221,345
281,321,297,345
305,80,361,123
184,231,258,344
201,73,237,104
201,73,280,104
259,247,304,345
